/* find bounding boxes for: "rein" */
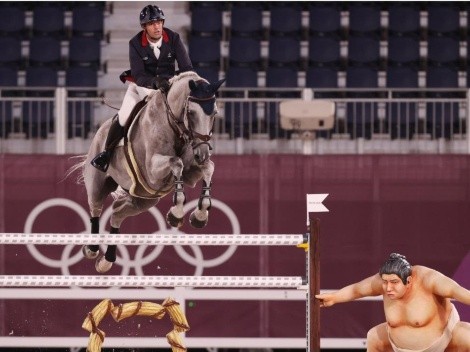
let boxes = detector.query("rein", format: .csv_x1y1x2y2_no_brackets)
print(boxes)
162,92,215,150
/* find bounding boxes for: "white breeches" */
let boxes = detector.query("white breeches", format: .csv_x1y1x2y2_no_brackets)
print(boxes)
117,82,153,126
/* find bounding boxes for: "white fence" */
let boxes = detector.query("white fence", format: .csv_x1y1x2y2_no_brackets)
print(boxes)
1,87,469,154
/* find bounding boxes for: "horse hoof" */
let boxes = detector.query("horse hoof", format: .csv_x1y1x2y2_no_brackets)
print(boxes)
95,255,113,273
189,211,208,228
82,245,99,259
166,210,184,228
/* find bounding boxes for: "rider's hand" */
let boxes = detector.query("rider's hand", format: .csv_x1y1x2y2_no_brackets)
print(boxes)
153,76,170,93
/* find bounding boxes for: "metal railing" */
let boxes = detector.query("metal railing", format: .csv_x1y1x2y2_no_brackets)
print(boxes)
0,87,469,154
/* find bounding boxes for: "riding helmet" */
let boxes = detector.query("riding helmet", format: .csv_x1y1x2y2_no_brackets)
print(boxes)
140,5,165,26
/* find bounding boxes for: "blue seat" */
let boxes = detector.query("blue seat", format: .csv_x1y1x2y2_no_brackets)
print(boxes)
69,36,101,69
388,35,420,67
29,36,62,68
308,35,341,67
269,35,301,67
65,66,97,139
224,66,258,138
23,67,58,139
0,66,18,138
0,5,26,38
348,3,381,37
269,3,303,38
0,37,23,68
427,36,460,67
427,4,460,37
425,66,460,139
308,3,342,38
348,35,380,67
194,67,219,83
387,3,420,37
265,66,298,139
191,5,223,37
229,36,262,68
230,3,264,39
72,4,105,39
32,4,66,39
188,35,220,68
386,67,419,139
306,66,338,89
346,66,379,139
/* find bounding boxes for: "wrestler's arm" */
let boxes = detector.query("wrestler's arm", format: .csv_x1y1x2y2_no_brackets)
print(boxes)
423,266,470,305
315,274,383,307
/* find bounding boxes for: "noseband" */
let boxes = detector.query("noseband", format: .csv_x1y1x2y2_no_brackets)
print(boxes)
163,93,215,150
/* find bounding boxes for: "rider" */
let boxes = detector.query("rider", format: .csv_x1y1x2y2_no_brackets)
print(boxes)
91,4,194,172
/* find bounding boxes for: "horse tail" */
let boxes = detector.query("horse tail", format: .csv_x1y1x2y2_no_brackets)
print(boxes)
63,155,87,184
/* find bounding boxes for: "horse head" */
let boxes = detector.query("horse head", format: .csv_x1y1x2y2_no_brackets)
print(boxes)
168,73,225,165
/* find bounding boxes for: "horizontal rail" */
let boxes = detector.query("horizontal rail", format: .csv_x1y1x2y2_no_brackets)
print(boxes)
0,275,305,288
0,337,367,349
0,233,306,246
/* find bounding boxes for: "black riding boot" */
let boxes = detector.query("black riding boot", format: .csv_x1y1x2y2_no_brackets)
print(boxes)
91,117,125,172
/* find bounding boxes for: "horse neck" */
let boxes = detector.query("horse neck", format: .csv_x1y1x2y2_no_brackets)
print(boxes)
168,84,190,116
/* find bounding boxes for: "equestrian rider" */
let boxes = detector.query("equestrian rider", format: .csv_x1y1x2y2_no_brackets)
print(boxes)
91,4,194,172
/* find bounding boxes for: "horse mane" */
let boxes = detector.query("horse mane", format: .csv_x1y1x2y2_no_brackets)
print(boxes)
169,71,205,85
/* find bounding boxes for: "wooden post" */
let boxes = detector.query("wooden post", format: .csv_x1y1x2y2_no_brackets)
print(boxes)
309,217,320,351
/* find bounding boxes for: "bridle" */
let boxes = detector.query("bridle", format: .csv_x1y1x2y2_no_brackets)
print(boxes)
163,92,215,151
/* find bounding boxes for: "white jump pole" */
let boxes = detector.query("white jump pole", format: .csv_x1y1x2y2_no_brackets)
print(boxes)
0,275,304,288
0,233,306,246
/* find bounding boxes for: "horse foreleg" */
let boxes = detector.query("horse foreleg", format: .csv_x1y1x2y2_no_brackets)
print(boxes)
82,217,100,259
190,160,214,228
167,157,185,228
95,226,119,274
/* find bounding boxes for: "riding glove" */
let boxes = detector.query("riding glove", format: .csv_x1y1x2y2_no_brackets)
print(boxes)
153,76,170,93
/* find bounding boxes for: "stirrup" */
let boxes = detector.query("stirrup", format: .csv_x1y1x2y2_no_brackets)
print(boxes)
91,152,110,172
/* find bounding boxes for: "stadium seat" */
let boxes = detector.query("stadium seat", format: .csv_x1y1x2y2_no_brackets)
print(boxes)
66,67,97,139
386,67,419,139
229,36,262,68
346,66,379,139
347,35,380,67
194,67,219,84
0,37,23,68
387,3,420,37
224,66,258,138
308,36,341,67
23,67,58,139
29,36,62,68
308,3,342,38
387,35,420,67
348,3,381,37
191,5,223,37
425,66,460,139
230,3,264,39
269,3,303,38
188,35,220,68
0,5,27,38
71,4,105,39
427,3,460,37
427,36,460,67
68,36,101,69
0,66,17,138
32,4,66,39
268,35,301,68
265,66,298,139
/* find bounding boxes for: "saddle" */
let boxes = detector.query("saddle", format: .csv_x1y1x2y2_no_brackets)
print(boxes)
121,94,168,199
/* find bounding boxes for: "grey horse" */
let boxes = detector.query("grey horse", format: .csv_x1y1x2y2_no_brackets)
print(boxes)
72,71,225,273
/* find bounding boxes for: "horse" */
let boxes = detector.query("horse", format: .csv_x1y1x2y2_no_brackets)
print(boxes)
72,71,225,273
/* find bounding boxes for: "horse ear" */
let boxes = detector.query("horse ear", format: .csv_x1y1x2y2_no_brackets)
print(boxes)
211,78,226,92
189,79,197,91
